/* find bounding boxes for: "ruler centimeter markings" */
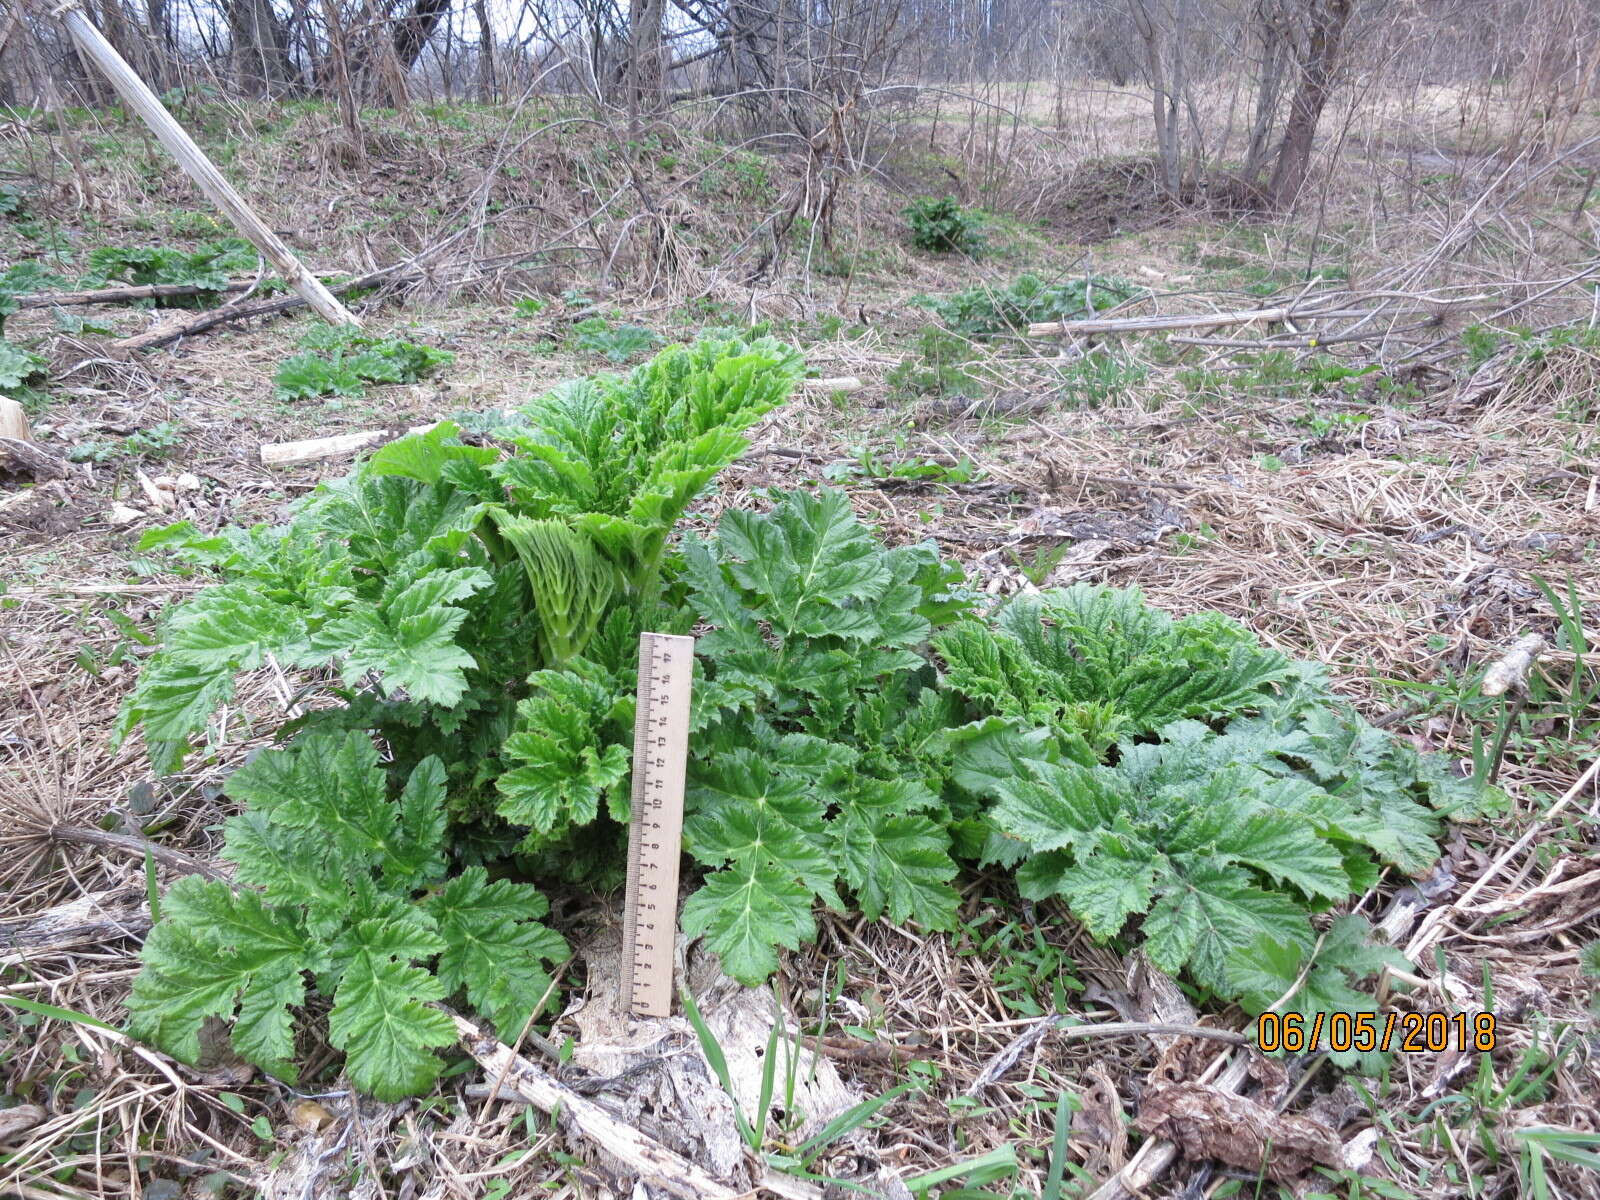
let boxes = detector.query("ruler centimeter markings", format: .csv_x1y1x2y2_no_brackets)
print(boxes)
621,632,695,1018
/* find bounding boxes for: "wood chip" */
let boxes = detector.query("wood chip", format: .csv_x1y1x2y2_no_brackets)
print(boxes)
0,1104,47,1144
135,469,171,510
1480,633,1546,697
0,885,150,967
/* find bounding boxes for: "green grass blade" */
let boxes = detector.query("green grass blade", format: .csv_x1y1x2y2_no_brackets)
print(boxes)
1519,1126,1600,1170
680,986,758,1148
1525,1141,1549,1200
0,992,120,1032
145,847,162,924
904,1145,1018,1192
796,1081,916,1165
755,1007,782,1144
1042,1090,1073,1200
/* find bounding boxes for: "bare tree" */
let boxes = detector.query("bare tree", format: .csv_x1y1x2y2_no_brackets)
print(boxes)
391,0,455,71
225,0,295,94
625,0,664,126
474,0,496,99
1242,0,1291,179
1265,0,1353,207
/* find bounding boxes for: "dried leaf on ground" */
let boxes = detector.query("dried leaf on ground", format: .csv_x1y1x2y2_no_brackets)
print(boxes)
1070,1063,1129,1178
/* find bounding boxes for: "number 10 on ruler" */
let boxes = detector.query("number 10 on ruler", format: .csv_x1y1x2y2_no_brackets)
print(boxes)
621,632,694,1018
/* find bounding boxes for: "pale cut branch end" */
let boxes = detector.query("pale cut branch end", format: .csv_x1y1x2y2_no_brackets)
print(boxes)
1481,633,1547,697
0,397,33,443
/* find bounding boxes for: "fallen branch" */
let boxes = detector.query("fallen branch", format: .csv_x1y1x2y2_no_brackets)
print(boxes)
260,422,440,466
108,243,620,355
1025,306,1371,339
0,397,55,485
48,0,357,328
44,823,228,882
16,281,252,309
2,581,201,596
1166,323,1432,349
0,437,68,483
115,292,325,353
0,1104,47,1143
1028,284,1505,342
113,263,413,353
0,885,152,966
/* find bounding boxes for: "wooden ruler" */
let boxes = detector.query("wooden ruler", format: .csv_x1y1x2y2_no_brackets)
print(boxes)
621,632,695,1018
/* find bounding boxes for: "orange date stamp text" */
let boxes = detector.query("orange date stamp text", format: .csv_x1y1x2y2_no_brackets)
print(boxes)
1256,1011,1496,1054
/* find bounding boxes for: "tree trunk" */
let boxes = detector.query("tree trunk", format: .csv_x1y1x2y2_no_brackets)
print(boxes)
94,0,159,89
356,0,414,109
392,0,454,70
1131,0,1181,197
1244,0,1290,179
144,0,169,46
144,0,173,91
1266,0,1353,209
626,0,664,127
225,0,293,96
1169,0,1191,190
318,0,363,145
474,0,496,100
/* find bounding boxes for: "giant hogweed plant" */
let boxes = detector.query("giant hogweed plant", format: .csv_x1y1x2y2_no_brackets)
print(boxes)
521,489,1494,1058
667,500,1497,1016
119,341,1496,1095
119,337,805,1096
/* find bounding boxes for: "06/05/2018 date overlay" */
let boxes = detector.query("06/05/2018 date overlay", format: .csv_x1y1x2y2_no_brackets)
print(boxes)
1257,1011,1497,1054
